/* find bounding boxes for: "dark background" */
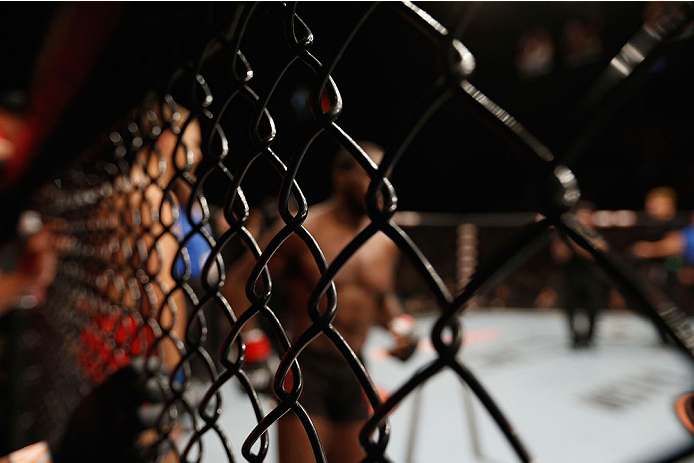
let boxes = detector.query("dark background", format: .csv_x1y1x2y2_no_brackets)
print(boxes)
1,2,693,221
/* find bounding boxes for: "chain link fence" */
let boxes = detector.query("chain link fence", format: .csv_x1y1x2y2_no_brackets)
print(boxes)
7,1,694,461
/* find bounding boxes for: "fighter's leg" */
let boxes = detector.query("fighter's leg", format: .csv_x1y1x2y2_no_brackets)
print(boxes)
584,290,603,345
278,350,334,462
321,355,370,462
563,280,582,346
326,420,367,463
278,414,330,463
565,303,581,346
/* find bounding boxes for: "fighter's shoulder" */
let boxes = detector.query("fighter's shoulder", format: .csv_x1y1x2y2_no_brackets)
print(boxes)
304,202,333,228
370,229,399,256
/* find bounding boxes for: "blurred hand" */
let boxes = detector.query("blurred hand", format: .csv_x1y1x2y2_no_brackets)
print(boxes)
388,332,419,362
387,314,419,361
631,241,653,259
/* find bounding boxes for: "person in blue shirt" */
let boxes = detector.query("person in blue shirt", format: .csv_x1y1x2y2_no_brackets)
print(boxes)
632,214,694,266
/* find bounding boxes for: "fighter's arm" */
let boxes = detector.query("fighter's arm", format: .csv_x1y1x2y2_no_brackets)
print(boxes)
222,213,300,326
632,230,685,259
369,237,418,361
156,232,189,370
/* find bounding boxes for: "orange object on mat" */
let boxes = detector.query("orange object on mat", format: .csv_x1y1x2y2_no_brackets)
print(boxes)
675,392,694,435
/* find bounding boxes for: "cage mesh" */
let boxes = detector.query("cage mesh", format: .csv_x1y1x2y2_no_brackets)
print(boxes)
18,1,694,462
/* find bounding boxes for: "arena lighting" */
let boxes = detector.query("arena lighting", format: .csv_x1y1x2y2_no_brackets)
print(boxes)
393,210,423,226
613,210,638,227
592,210,612,228
593,210,638,228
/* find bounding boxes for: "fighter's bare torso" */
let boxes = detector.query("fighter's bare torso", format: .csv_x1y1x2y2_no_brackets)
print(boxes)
277,200,398,356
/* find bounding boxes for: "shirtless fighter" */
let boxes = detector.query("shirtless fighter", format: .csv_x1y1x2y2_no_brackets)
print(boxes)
223,141,418,462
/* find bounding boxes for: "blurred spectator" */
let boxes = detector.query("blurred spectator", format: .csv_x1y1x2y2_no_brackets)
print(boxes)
633,229,685,262
631,186,686,343
0,212,58,317
643,187,679,228
633,213,694,267
562,16,603,68
640,187,683,284
516,28,555,79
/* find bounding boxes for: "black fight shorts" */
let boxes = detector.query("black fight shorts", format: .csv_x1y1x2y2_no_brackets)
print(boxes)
297,349,371,422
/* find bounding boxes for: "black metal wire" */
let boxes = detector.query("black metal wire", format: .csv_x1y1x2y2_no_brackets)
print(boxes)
25,2,694,462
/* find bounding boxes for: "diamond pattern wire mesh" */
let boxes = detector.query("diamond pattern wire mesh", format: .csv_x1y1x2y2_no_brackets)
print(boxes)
25,1,694,462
